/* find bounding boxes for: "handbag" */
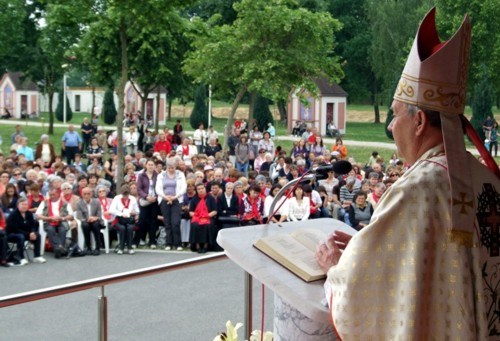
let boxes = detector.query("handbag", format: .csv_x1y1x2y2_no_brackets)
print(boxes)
139,198,153,207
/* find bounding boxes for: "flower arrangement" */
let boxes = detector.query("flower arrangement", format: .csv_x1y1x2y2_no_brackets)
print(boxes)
213,321,273,341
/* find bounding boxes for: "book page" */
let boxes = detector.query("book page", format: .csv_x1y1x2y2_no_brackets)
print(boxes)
291,228,329,253
255,234,324,278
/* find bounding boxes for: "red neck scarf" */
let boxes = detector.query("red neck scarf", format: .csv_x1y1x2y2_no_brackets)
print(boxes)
48,199,63,226
99,197,111,220
27,194,41,209
64,193,73,203
121,197,130,209
182,145,189,156
192,195,210,225
244,196,262,223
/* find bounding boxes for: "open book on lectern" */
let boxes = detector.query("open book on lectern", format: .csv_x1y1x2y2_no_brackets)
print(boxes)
253,225,355,283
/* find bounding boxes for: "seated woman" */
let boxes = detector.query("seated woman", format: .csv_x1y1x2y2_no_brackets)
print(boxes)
287,185,310,222
109,184,140,255
217,181,240,228
189,183,218,253
1,183,19,219
331,137,348,160
264,184,288,224
347,191,374,231
27,183,44,213
239,185,265,226
367,182,386,210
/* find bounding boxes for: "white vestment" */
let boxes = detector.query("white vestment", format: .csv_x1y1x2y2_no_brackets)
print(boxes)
326,145,500,340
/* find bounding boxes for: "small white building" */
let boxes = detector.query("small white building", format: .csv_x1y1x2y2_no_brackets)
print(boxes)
288,78,348,136
40,82,167,125
0,72,40,118
0,72,168,125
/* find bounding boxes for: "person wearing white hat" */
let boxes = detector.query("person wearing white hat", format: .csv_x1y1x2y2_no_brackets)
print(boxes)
316,8,500,339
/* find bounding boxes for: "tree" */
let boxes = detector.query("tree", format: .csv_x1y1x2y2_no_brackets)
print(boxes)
0,1,27,72
103,89,117,125
79,0,190,190
385,107,394,140
436,0,500,100
55,89,73,122
367,1,434,107
471,68,494,140
190,84,208,129
254,94,274,132
184,0,343,149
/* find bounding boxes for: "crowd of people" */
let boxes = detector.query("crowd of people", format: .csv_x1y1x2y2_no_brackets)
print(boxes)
0,118,406,267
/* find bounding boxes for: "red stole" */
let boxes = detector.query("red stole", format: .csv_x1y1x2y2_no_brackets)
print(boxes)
63,193,73,204
99,197,111,220
0,212,5,229
243,197,262,223
121,197,130,209
48,199,63,226
192,195,210,225
27,194,41,209
182,145,189,156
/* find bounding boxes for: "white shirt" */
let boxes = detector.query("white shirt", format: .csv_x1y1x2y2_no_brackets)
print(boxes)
109,195,140,217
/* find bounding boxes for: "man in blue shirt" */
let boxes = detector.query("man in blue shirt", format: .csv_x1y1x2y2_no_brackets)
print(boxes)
62,125,82,164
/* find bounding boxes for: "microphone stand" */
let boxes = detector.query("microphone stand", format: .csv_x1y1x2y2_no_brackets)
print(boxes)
267,173,316,225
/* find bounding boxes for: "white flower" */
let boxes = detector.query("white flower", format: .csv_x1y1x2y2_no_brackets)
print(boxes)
249,330,274,341
213,320,243,341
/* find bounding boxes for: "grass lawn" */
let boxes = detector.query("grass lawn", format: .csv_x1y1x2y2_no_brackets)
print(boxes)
2,103,498,166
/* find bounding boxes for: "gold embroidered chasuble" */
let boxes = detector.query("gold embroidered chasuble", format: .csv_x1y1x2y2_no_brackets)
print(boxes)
326,145,500,340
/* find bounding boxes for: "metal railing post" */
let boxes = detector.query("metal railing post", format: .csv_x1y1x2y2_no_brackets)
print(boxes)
244,271,253,339
98,286,108,341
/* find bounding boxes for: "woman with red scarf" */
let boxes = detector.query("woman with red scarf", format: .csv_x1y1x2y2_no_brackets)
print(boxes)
96,185,113,223
109,185,139,255
239,185,264,226
367,182,386,210
189,183,217,253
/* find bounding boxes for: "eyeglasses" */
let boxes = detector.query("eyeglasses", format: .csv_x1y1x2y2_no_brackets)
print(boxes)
63,188,72,190
14,173,21,176
389,173,400,177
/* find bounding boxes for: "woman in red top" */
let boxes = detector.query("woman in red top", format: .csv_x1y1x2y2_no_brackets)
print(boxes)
189,183,217,253
239,185,264,226
153,132,172,154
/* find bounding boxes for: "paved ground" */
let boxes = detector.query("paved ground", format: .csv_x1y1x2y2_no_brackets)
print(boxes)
0,249,274,341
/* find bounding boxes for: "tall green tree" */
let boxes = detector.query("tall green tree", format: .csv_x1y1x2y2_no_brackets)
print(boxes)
0,1,27,72
184,0,343,149
55,89,73,122
79,0,190,189
470,68,494,140
103,89,117,125
436,0,500,95
367,1,433,106
190,84,208,129
328,0,380,122
253,94,274,132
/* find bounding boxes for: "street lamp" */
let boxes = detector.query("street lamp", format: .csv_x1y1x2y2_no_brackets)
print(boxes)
62,64,69,124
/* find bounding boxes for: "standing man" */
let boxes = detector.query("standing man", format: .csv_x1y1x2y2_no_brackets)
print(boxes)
10,124,25,144
80,117,93,152
62,125,82,164
316,9,500,339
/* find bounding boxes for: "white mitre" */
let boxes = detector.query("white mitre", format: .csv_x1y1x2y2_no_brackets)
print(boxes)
394,8,478,246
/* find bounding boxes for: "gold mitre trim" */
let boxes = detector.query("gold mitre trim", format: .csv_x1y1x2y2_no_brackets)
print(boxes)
394,8,471,114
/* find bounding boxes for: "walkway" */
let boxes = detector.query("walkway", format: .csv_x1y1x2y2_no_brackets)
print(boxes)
0,118,481,155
